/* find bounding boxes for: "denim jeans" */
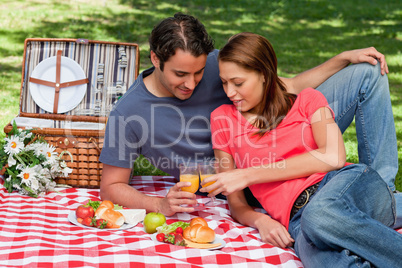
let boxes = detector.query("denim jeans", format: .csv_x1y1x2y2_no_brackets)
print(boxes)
288,164,401,268
316,63,401,228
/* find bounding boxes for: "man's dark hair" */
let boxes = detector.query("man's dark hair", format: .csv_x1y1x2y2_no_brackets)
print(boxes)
149,13,215,71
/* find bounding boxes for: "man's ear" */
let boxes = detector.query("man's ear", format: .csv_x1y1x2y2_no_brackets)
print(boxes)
150,51,160,69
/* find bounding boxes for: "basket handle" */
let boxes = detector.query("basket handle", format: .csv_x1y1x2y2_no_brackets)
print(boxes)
88,137,101,153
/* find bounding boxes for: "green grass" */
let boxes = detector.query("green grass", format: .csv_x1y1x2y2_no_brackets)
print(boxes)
1,0,401,188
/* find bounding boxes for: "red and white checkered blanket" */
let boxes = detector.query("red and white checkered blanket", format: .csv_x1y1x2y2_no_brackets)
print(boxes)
0,175,304,267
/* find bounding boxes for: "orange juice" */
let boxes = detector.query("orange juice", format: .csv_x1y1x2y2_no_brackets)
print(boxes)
200,174,216,193
180,174,199,193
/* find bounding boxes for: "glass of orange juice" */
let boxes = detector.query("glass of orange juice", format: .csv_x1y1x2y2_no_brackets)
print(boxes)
198,160,223,206
179,162,201,209
179,162,200,194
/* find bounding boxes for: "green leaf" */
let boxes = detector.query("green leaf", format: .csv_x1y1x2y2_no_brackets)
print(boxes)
156,221,190,235
85,200,102,211
21,184,38,198
9,121,18,136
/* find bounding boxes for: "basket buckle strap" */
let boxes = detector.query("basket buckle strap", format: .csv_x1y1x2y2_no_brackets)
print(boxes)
53,50,62,114
56,137,78,149
56,137,78,163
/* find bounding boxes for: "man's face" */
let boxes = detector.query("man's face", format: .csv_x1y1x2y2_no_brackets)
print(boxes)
152,49,208,100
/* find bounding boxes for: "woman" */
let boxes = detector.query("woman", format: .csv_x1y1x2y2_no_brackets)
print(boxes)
204,32,401,267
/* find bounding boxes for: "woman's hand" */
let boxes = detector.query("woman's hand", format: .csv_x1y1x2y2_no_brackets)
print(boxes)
344,47,389,75
200,169,249,196
227,190,294,249
255,214,294,248
158,181,198,216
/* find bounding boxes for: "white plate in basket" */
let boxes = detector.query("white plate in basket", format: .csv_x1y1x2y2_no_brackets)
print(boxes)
68,211,135,230
29,56,87,113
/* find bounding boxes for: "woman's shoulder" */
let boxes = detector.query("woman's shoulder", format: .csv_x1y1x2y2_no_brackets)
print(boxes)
295,88,330,117
211,104,235,115
297,88,327,104
299,87,326,98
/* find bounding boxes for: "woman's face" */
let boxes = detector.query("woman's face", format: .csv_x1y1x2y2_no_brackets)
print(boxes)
219,61,265,116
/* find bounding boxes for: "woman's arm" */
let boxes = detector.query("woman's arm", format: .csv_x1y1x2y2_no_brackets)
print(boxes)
201,107,346,196
282,47,388,94
215,149,294,248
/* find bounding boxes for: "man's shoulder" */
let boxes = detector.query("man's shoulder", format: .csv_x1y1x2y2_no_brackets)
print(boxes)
206,49,219,64
207,49,219,58
111,70,152,114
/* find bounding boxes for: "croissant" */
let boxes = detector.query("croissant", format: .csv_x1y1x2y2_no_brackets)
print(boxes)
183,217,215,243
95,200,124,227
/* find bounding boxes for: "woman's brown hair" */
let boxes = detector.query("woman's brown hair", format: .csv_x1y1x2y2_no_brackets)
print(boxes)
218,32,297,136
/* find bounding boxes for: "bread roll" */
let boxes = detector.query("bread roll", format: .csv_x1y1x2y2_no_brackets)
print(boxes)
189,217,208,227
95,201,124,227
100,200,114,209
183,222,215,243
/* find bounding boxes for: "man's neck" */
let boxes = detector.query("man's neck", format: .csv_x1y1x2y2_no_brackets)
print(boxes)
143,71,168,97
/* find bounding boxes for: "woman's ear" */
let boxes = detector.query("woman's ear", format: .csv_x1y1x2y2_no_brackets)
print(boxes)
261,73,266,84
150,51,160,69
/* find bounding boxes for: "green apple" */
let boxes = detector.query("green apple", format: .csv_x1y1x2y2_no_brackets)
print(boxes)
143,212,166,234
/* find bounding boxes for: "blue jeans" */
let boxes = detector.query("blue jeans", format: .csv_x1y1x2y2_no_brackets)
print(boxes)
316,63,401,228
288,164,401,268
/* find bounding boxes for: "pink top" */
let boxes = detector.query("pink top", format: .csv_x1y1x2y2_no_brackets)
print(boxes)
211,88,336,229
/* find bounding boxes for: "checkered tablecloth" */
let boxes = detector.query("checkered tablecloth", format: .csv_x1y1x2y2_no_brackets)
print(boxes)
0,175,302,267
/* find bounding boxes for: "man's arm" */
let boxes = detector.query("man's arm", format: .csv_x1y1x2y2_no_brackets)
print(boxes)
99,164,198,216
282,47,389,94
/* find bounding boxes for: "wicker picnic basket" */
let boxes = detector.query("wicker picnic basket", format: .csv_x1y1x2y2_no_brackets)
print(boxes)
3,38,140,188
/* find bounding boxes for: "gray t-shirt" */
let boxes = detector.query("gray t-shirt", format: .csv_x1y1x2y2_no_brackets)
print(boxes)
100,50,231,178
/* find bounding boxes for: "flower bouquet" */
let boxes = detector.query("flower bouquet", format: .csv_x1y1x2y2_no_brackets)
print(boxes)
0,122,72,197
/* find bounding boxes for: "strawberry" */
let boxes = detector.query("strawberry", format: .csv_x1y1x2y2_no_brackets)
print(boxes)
164,233,175,244
95,219,108,229
174,234,186,246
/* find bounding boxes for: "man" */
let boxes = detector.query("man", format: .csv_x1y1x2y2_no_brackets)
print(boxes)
99,13,399,228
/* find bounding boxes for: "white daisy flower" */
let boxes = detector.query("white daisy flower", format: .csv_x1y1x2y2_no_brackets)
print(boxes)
7,154,17,166
42,144,58,162
50,162,61,174
60,164,73,177
28,143,45,159
40,170,52,180
2,127,70,197
17,166,39,186
33,142,48,157
18,130,32,140
16,163,28,171
30,179,39,191
4,136,24,155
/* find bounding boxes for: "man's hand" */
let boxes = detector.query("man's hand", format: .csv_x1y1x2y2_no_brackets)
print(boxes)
345,47,389,75
158,181,198,216
101,164,199,217
255,215,294,248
